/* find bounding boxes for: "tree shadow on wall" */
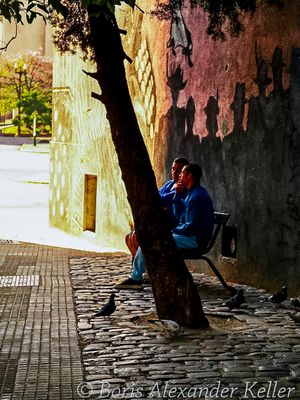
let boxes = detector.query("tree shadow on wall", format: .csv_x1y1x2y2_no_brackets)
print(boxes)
155,47,300,289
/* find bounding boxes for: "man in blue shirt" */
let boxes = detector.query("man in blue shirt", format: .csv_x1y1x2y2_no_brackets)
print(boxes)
125,157,188,257
159,157,189,226
116,163,214,290
172,163,214,251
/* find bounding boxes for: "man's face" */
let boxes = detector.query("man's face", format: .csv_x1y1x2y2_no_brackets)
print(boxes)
171,162,183,182
179,166,190,188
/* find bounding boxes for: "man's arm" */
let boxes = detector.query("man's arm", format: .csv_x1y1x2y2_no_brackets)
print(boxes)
159,180,174,196
172,191,186,226
173,194,199,236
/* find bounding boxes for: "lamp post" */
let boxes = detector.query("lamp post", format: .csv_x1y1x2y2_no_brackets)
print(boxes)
33,112,37,146
14,62,27,136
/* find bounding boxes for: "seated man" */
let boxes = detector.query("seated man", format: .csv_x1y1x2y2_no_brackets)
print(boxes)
116,163,214,290
125,157,189,257
159,157,189,216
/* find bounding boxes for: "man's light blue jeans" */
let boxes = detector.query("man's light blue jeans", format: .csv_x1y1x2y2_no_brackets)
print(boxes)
131,233,198,281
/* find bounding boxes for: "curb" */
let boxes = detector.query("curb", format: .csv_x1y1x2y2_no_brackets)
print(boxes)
19,144,50,153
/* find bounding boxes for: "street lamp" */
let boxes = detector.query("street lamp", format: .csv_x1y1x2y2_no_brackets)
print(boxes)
33,112,37,146
14,62,27,136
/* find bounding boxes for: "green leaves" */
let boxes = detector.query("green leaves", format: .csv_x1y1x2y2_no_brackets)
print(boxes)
80,0,136,12
26,2,41,23
0,0,136,24
0,0,24,23
0,0,67,23
18,88,52,132
0,53,52,134
123,0,136,7
191,0,256,40
47,0,68,16
81,0,91,7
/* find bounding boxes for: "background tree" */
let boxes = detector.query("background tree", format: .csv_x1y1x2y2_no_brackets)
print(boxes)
0,0,284,327
19,88,52,133
0,52,52,135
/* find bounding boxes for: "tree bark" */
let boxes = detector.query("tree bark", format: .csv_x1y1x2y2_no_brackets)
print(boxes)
87,6,208,328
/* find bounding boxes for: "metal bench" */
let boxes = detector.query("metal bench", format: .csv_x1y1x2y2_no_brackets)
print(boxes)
180,212,237,295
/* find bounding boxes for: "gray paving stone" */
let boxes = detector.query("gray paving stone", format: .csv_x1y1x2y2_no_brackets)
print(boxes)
69,255,300,400
0,243,99,400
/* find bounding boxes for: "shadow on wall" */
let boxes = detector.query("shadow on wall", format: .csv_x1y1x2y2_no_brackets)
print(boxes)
154,47,300,294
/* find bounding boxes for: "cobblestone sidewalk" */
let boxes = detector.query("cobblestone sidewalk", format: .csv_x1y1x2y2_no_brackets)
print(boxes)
0,241,98,400
1,242,299,400
70,254,300,400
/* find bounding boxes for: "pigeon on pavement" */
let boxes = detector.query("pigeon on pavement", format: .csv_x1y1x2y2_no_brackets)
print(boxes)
267,286,288,305
223,288,246,310
287,311,300,323
94,293,116,318
290,297,300,310
147,319,183,335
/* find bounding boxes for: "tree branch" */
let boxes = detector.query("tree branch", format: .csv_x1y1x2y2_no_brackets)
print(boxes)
91,91,104,102
135,4,144,13
0,23,17,51
123,53,133,64
82,69,98,80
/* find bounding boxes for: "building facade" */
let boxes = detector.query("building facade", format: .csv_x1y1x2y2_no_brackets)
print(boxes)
0,17,52,57
50,52,132,250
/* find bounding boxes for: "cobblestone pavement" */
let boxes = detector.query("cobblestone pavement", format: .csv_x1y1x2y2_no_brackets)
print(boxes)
0,241,98,400
70,254,300,400
1,242,300,400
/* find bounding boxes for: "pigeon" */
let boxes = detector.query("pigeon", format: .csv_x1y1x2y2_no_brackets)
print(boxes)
94,293,116,318
223,288,246,310
267,286,288,305
290,297,300,310
147,319,183,335
287,311,300,323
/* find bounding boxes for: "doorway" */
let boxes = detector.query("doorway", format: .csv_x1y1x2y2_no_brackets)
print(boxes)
84,174,97,232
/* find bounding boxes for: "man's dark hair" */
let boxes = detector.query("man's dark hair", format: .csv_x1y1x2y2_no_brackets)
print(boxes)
174,157,189,167
184,163,203,183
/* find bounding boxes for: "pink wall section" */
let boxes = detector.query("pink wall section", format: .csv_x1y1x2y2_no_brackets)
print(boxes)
170,1,300,138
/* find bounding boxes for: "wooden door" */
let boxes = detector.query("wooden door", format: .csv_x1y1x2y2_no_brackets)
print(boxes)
84,174,97,232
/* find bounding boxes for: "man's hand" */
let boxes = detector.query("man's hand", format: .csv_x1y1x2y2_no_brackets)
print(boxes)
174,179,184,193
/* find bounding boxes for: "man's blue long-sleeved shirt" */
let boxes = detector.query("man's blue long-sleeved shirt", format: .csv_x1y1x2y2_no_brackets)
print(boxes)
159,180,179,226
172,184,214,247
159,180,176,208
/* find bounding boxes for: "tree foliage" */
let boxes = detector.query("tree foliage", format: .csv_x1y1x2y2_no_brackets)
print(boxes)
18,88,52,132
0,52,52,133
0,0,285,51
192,0,284,40
0,0,67,24
150,0,284,41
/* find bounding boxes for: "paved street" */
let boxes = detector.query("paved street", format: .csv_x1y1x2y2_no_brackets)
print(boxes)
0,241,99,400
0,137,33,146
0,143,117,252
1,242,300,399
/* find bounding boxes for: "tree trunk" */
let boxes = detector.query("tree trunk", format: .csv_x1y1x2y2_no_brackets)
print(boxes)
87,7,208,328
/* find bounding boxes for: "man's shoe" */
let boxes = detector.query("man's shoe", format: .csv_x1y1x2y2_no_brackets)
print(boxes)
142,273,151,284
114,278,143,290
